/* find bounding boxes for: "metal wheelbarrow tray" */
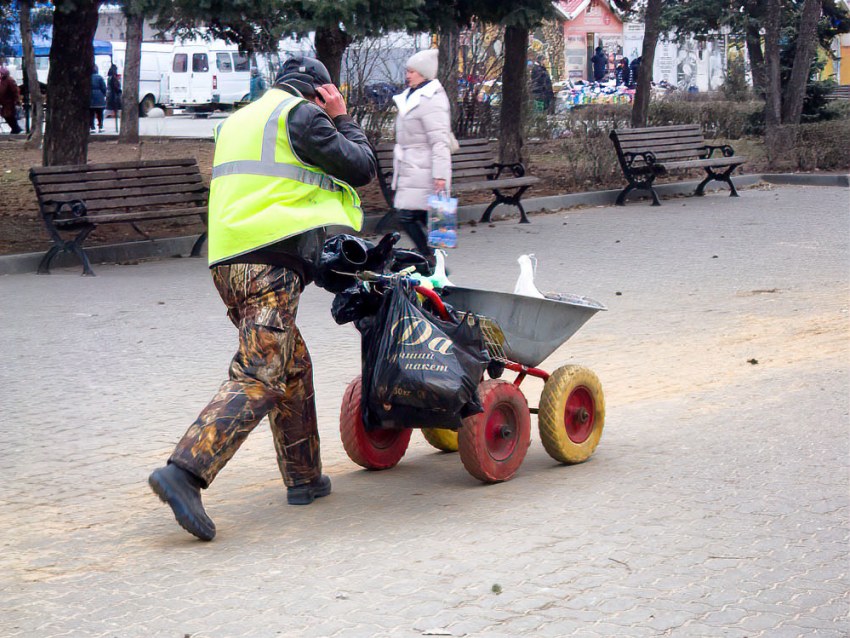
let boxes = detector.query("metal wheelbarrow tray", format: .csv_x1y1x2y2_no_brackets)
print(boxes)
440,286,607,368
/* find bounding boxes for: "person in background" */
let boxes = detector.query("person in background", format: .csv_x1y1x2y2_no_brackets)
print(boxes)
106,64,122,132
591,46,608,83
249,67,267,102
0,67,22,134
629,56,642,89
148,56,376,542
90,66,107,132
530,55,554,112
616,57,630,87
392,49,452,264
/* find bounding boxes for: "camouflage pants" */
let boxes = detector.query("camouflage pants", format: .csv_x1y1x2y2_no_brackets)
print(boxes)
170,263,321,489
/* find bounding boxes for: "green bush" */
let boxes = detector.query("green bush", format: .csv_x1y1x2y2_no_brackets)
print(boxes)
794,118,850,171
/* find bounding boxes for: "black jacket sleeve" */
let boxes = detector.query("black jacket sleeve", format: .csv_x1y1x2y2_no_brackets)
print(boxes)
287,101,377,188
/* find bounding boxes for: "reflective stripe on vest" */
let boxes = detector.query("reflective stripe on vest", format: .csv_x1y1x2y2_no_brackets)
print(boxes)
211,95,341,192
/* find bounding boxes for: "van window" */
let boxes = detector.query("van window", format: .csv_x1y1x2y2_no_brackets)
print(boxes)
233,53,249,72
216,53,233,72
173,53,188,73
192,53,209,73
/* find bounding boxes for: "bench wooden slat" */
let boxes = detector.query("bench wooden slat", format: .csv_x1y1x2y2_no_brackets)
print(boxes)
662,157,746,170
35,173,204,195
44,182,208,204
615,125,702,136
618,136,706,151
33,165,201,185
453,167,497,179
55,206,207,225
46,191,206,213
30,158,199,176
453,175,539,192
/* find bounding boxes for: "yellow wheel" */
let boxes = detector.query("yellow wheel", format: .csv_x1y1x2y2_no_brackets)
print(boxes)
422,428,459,452
538,365,605,464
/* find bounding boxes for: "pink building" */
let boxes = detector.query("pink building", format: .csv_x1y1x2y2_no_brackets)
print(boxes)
555,0,625,81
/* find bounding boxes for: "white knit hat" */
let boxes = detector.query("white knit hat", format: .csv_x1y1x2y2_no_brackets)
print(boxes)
406,49,439,81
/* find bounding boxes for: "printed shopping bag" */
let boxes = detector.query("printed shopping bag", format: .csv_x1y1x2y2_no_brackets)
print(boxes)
427,193,459,249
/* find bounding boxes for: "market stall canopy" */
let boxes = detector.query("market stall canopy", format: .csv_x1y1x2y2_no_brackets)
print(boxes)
8,25,113,57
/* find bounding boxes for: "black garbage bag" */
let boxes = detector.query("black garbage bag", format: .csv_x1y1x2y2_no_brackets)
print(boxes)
314,234,370,293
363,232,401,272
331,283,384,325
362,279,489,430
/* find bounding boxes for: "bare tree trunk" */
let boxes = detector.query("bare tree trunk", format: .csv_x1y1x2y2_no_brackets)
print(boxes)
19,0,43,149
781,0,822,124
499,25,528,164
438,26,460,134
43,0,102,166
763,0,788,167
119,12,143,144
630,0,662,127
315,27,351,86
745,25,766,93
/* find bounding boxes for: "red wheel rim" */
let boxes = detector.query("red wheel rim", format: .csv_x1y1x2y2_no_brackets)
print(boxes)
367,428,402,450
565,386,595,443
485,405,520,461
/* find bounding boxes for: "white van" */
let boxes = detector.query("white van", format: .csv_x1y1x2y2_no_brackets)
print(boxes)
169,38,251,111
109,42,173,114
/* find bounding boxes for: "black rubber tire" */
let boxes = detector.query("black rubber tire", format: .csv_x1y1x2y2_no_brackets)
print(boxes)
139,94,156,116
458,380,531,483
340,376,411,470
538,365,605,464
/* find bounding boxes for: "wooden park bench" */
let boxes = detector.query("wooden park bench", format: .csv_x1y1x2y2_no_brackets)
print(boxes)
609,124,746,206
374,138,540,228
30,158,208,275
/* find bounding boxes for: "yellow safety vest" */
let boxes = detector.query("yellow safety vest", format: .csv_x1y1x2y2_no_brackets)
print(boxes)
208,88,363,266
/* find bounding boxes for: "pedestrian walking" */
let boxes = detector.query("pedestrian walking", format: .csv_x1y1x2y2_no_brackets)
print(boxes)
249,67,267,101
148,56,377,542
90,66,107,132
530,55,554,112
0,67,22,134
616,57,630,87
392,49,452,264
105,64,122,132
591,46,608,83
629,57,642,89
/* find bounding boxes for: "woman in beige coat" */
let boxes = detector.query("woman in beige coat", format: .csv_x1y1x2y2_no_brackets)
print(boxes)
392,49,452,260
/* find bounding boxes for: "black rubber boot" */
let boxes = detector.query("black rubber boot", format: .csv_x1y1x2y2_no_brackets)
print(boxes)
287,475,332,505
149,464,216,541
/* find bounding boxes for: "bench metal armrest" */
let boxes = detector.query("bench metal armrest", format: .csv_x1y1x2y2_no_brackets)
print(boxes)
490,162,527,180
623,151,657,169
42,198,88,221
704,144,735,159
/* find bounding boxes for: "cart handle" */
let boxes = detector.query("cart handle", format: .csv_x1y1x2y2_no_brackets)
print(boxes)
414,285,452,321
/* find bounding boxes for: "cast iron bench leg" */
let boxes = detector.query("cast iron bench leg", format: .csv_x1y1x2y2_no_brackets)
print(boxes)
695,166,740,198
190,231,207,258
38,215,96,275
615,183,636,206
479,187,531,224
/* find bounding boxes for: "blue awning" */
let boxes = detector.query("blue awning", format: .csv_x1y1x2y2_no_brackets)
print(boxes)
8,25,113,57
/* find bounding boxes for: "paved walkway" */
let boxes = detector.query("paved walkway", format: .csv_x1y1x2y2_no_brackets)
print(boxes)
1,185,848,637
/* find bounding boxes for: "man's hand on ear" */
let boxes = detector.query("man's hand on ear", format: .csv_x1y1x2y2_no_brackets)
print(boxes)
314,85,347,119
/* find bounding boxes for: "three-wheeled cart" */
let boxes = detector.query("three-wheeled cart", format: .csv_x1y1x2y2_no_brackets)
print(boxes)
339,278,607,483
